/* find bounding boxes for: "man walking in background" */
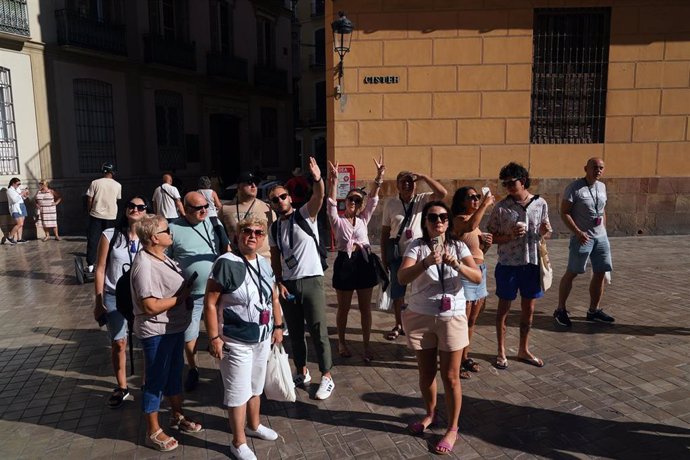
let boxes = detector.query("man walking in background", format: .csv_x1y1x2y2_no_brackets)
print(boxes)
85,162,121,272
554,158,614,327
153,173,185,222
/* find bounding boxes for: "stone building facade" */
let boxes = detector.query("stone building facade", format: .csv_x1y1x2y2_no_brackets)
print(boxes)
326,0,690,237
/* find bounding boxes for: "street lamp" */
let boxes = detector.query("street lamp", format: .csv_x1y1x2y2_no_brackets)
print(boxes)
331,11,353,99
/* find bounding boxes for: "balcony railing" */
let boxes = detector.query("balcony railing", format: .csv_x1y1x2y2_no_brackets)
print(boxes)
143,34,196,71
0,0,30,38
254,65,287,92
207,53,248,82
55,9,127,56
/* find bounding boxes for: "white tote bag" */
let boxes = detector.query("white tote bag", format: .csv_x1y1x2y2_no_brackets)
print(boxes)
264,344,296,402
377,283,392,311
538,237,553,291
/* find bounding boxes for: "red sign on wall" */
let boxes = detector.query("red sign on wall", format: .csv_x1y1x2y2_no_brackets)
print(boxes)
335,164,355,216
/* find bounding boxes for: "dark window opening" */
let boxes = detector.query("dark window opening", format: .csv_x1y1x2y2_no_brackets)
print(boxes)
73,78,116,174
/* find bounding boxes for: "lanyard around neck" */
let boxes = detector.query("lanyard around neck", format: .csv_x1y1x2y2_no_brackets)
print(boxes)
585,180,600,214
190,220,216,255
236,198,257,221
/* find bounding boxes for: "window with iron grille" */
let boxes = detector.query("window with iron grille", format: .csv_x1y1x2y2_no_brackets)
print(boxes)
260,107,278,168
0,67,19,175
148,0,189,40
531,7,610,144
73,79,116,174
209,0,233,55
155,90,185,170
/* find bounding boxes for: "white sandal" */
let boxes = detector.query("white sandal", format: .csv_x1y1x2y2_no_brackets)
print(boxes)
146,428,178,452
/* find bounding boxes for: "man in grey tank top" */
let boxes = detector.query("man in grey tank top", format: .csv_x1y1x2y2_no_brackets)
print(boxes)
554,158,614,327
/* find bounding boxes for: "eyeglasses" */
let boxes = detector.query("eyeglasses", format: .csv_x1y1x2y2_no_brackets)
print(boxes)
188,203,209,211
347,196,363,205
156,227,171,235
241,227,266,237
501,178,522,187
426,213,449,223
127,203,147,211
270,193,289,204
467,194,482,201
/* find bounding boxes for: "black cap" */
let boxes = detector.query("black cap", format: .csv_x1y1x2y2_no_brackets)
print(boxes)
102,162,114,174
237,171,257,183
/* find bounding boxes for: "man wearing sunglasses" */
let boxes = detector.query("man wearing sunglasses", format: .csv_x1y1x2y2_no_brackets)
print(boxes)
554,157,614,327
381,170,447,341
221,171,276,258
152,174,185,222
267,156,335,400
168,192,231,392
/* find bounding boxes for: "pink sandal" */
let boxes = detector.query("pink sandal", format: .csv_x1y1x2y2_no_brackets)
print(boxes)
407,412,439,435
434,428,459,455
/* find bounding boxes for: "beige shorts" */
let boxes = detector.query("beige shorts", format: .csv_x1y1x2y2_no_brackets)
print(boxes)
402,309,469,352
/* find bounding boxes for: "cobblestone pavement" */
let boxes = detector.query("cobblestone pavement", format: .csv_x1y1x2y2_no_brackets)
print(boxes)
0,235,688,459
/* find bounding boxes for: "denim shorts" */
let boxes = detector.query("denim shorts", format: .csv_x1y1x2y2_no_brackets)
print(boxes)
495,263,543,301
104,292,127,341
184,295,204,342
461,263,488,302
567,235,613,274
11,203,27,219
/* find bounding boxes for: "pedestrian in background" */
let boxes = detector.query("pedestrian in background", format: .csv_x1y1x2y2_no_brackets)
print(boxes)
197,175,223,226
327,156,385,362
451,186,495,378
152,173,185,222
35,179,62,241
4,177,29,244
487,163,551,370
85,163,121,271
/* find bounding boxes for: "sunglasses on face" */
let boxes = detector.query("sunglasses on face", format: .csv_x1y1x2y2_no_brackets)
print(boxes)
270,193,289,204
241,227,266,237
467,194,482,201
347,195,363,205
127,202,147,211
157,227,171,235
426,213,449,223
243,181,258,187
188,203,209,211
502,178,522,187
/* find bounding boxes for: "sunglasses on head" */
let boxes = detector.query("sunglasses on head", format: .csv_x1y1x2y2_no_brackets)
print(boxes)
502,178,521,187
347,195,363,205
241,227,266,237
467,194,482,201
188,203,209,211
127,202,147,211
270,193,289,204
157,227,171,235
426,213,449,223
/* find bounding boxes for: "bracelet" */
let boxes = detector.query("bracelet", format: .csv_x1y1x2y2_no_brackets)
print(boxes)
312,176,322,182
210,335,222,342
274,323,285,330
374,179,383,185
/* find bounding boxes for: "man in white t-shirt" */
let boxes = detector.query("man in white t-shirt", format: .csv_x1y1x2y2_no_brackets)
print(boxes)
380,170,447,341
85,163,122,271
152,174,185,221
268,156,334,400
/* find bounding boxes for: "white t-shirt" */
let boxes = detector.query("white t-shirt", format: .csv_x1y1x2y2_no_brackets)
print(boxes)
198,189,218,217
153,183,182,218
268,206,323,280
403,238,472,317
382,192,433,251
102,228,140,294
86,177,121,220
7,186,24,214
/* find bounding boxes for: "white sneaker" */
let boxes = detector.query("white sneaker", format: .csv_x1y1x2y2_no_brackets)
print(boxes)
293,369,311,387
229,443,256,460
245,424,278,441
315,376,335,400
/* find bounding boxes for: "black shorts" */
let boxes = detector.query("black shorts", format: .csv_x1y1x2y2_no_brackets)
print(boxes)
332,250,378,291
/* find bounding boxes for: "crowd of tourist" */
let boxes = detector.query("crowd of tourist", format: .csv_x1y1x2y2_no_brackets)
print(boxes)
2,155,615,458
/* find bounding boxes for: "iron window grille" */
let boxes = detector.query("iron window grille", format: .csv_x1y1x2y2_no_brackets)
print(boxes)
155,90,185,170
0,0,30,37
0,67,19,175
531,7,611,144
74,79,117,174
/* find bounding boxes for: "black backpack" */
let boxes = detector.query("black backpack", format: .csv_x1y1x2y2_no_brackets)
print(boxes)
271,210,328,271
106,230,136,374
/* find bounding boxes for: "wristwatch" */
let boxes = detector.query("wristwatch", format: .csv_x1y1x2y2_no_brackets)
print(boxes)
274,323,285,330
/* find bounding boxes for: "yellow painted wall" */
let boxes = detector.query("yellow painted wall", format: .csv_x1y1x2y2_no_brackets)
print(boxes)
327,1,690,181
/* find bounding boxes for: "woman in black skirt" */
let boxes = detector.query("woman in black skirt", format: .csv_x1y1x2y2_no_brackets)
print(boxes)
327,157,385,362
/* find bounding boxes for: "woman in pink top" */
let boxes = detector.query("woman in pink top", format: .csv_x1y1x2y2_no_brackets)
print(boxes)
327,157,385,362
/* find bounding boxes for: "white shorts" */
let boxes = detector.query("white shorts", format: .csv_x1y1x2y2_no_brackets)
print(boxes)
219,338,270,407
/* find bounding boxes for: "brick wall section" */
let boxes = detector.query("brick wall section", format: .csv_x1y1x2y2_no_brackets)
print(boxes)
328,0,690,237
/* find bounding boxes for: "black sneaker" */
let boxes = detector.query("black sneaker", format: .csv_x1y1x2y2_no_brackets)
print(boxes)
553,309,572,327
185,368,199,392
108,387,133,408
586,309,615,323
16,239,27,244
6,237,16,245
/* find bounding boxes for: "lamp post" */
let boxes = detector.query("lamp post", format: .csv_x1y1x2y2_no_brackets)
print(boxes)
331,11,353,99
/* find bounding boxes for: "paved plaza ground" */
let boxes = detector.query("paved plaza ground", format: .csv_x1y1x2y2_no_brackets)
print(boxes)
0,235,688,459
